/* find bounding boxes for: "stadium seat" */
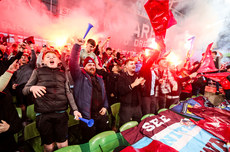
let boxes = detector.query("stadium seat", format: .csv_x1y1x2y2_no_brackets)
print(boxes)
119,121,138,132
66,107,80,127
157,108,168,114
55,145,82,152
16,107,22,119
110,103,120,129
26,104,36,121
14,108,22,143
89,130,119,152
24,121,43,152
12,96,17,104
141,114,155,121
116,132,130,147
55,133,130,152
169,104,177,109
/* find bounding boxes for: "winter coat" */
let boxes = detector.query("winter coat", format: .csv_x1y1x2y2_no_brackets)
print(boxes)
70,44,108,119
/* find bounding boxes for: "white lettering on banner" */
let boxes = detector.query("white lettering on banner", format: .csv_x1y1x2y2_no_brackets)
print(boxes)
141,23,150,39
134,39,138,47
134,39,148,48
142,122,155,132
134,22,153,39
150,27,155,38
133,23,140,38
142,115,171,132
59,7,71,16
150,118,164,127
160,115,171,123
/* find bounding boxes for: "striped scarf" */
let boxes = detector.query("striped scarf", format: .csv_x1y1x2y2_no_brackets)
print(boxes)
154,68,178,96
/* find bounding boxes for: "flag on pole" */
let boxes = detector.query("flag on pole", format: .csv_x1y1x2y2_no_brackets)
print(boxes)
184,36,196,69
167,10,177,29
203,72,230,90
144,0,177,55
144,0,169,38
197,42,218,73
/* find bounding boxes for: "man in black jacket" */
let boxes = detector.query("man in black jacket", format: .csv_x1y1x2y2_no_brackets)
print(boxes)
118,58,145,127
139,50,160,115
0,60,22,152
0,95,22,152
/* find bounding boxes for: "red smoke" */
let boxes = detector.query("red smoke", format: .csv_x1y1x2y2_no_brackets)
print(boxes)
0,0,138,49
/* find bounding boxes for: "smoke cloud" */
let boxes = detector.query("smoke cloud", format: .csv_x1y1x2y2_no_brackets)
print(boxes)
166,0,230,61
0,0,138,48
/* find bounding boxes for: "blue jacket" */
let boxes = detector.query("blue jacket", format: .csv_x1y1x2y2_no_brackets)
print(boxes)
69,44,108,119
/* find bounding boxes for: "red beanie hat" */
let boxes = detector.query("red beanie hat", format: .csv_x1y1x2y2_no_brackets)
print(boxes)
83,57,96,67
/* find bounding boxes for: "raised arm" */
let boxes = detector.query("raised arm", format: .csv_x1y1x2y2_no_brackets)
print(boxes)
61,52,67,69
139,50,160,77
36,48,45,68
217,50,223,59
69,39,85,81
28,44,37,69
0,60,19,91
99,37,110,54
7,43,26,67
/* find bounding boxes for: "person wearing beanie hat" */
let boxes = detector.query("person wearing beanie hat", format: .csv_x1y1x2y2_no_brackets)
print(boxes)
82,56,96,76
83,56,96,67
70,38,109,143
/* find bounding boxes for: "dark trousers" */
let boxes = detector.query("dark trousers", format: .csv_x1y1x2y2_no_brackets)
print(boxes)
119,105,142,127
166,98,180,109
156,94,166,110
216,82,220,92
15,84,34,106
224,89,230,100
36,112,68,145
141,96,158,115
80,114,109,144
15,84,34,121
180,92,192,101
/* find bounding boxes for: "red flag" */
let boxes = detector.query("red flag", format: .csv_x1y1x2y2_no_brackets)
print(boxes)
203,72,230,90
144,0,170,38
167,10,177,28
189,107,230,144
121,140,178,152
144,0,176,55
197,42,218,73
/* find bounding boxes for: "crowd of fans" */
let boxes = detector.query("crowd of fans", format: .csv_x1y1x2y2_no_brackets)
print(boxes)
0,36,229,152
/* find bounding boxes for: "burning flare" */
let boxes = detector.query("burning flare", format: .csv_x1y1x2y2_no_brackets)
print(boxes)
166,52,182,66
148,38,159,50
